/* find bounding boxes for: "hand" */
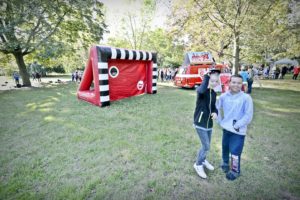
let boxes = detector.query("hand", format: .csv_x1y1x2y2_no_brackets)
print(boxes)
204,70,210,76
211,112,217,120
233,120,239,132
233,126,239,132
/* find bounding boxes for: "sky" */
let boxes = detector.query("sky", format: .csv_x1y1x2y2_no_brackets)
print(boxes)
99,0,170,42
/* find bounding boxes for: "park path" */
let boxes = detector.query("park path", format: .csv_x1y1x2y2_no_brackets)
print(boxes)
0,76,73,91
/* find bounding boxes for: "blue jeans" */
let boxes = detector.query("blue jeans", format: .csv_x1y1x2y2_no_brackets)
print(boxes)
247,79,253,94
222,129,245,173
196,128,212,165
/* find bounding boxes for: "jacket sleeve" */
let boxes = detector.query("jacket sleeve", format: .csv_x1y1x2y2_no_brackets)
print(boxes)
216,95,223,123
196,74,209,94
212,97,218,115
234,95,253,128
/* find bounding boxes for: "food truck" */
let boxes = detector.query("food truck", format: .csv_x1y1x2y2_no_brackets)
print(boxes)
174,52,230,92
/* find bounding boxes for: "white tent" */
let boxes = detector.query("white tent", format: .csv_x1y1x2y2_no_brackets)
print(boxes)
274,58,299,66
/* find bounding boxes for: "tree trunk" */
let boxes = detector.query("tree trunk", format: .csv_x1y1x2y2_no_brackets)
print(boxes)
13,52,31,86
232,33,240,75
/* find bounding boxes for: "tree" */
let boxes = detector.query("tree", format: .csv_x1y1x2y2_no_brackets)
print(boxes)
0,0,106,86
237,0,300,64
107,27,185,68
143,28,184,67
105,0,184,67
168,0,282,74
105,0,156,50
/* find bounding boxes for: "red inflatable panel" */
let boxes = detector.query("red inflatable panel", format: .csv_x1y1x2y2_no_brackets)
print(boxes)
108,60,149,101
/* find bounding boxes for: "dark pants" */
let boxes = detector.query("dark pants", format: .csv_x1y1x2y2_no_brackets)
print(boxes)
247,79,253,94
14,78,19,85
222,129,245,174
293,74,298,80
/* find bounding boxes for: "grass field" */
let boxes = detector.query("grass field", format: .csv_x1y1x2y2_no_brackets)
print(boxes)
0,78,300,199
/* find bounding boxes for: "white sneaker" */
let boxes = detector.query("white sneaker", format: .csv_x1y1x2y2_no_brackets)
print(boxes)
193,163,207,179
202,160,214,171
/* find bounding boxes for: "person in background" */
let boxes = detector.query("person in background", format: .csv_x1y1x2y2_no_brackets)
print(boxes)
253,66,262,88
292,66,299,80
72,72,75,82
32,72,36,81
13,71,20,86
281,66,288,79
263,67,269,79
78,71,82,82
247,66,254,94
160,69,164,82
173,68,178,80
275,67,280,79
271,65,276,79
217,74,253,181
36,72,41,82
289,66,294,73
239,67,249,93
75,71,79,82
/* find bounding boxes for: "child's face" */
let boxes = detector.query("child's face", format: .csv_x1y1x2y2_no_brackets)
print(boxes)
209,74,219,88
229,77,243,93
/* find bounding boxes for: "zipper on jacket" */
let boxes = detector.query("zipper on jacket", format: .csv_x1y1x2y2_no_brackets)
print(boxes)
207,89,211,128
198,111,203,123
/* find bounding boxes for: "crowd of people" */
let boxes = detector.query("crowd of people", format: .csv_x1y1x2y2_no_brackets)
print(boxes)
11,71,42,87
31,72,42,82
238,66,262,94
235,64,300,94
71,70,83,82
157,68,178,82
260,65,299,80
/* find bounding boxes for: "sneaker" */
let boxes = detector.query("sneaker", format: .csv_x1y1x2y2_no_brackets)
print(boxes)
202,160,214,171
226,170,240,181
221,164,230,173
193,163,207,179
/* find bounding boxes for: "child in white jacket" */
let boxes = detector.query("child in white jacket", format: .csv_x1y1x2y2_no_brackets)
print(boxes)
217,74,253,180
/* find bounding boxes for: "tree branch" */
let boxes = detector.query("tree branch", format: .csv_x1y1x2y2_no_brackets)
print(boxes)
194,1,221,31
0,32,8,43
237,1,251,27
23,7,46,52
233,0,241,28
205,44,234,58
0,48,11,54
24,12,67,55
128,14,137,49
210,0,234,29
139,21,147,50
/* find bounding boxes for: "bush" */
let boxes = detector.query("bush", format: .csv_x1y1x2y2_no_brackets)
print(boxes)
52,65,66,73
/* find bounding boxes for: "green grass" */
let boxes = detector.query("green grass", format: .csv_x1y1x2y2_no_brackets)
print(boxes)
0,79,300,199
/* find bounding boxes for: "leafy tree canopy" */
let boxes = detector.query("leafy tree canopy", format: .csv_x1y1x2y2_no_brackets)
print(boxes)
0,0,107,85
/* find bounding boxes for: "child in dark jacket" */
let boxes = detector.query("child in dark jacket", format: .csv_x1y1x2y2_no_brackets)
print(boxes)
193,72,219,179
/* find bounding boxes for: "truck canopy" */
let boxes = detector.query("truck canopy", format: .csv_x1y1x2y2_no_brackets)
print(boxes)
183,52,215,66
